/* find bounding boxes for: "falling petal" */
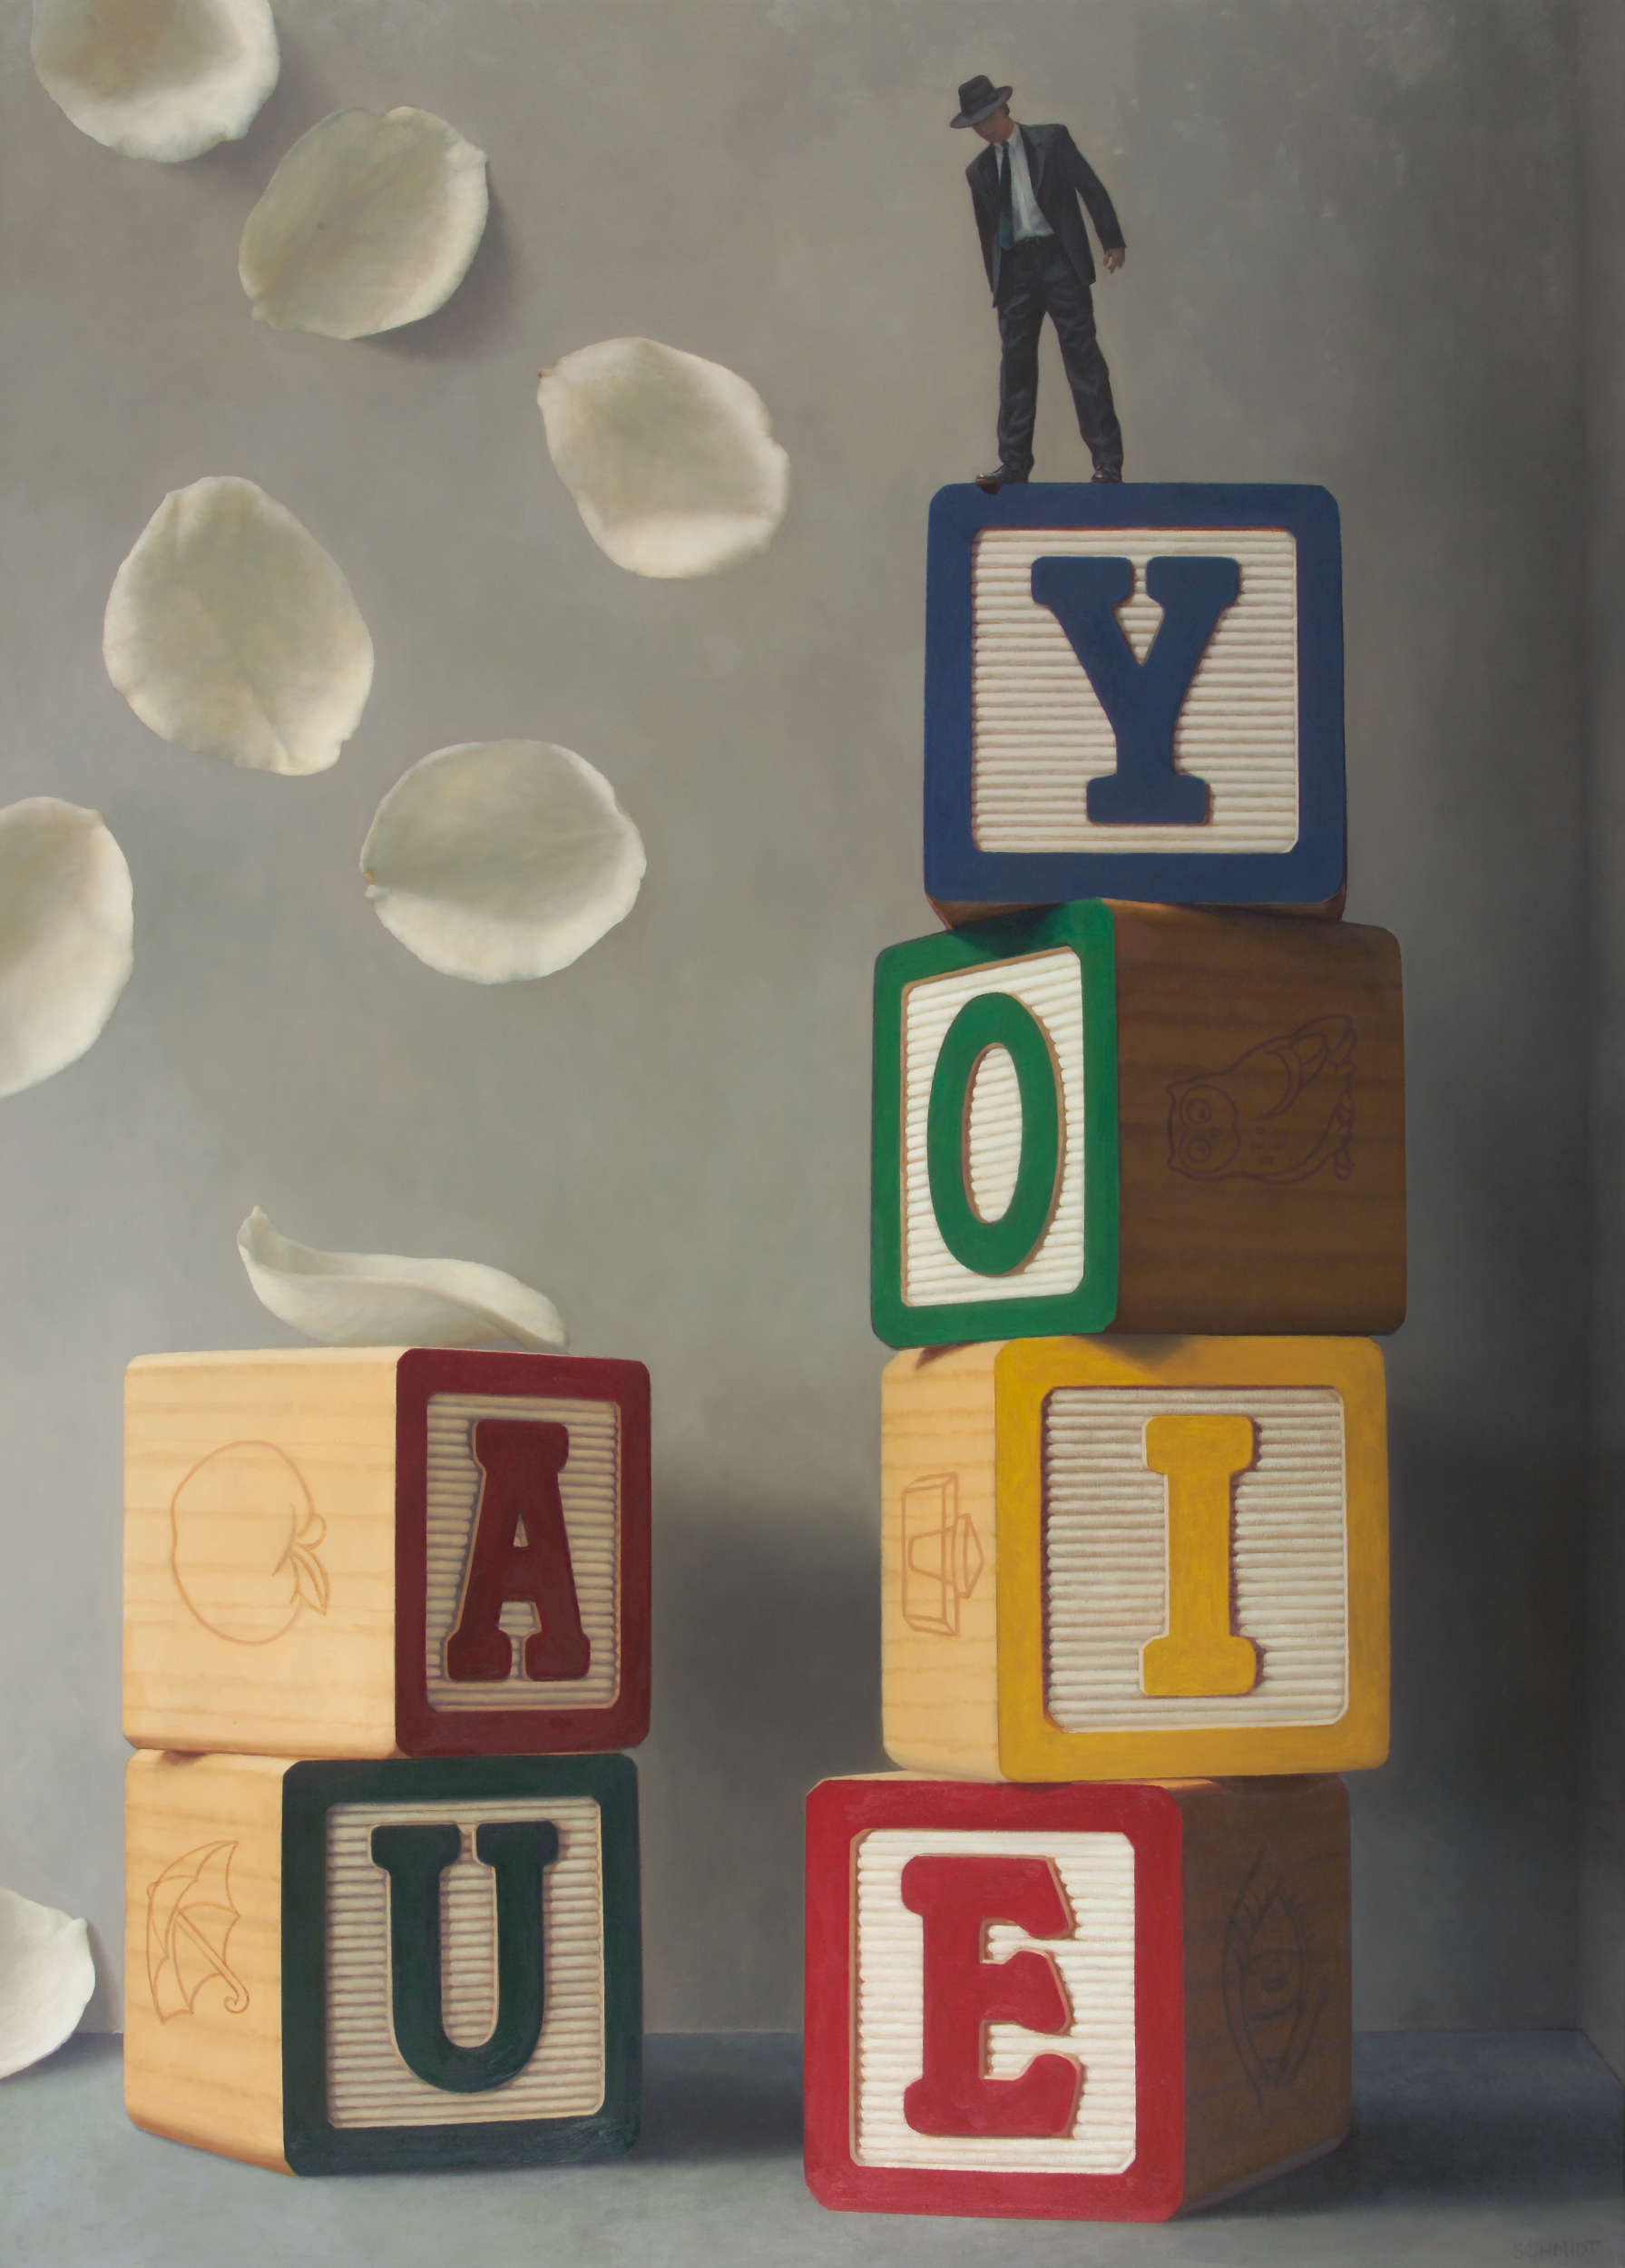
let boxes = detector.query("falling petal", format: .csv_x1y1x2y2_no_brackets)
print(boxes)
238,1206,568,1350
360,738,644,982
103,475,374,775
32,0,279,163
537,337,789,578
239,106,489,339
0,1886,95,2079
0,798,133,1100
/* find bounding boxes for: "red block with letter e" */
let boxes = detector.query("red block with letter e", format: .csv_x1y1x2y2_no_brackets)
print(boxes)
123,1347,650,1758
804,1774,1351,2221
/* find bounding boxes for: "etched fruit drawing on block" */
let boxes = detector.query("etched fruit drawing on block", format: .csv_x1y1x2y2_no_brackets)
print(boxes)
170,1442,328,1646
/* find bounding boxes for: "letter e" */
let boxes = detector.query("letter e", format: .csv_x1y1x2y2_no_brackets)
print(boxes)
900,1852,1082,2138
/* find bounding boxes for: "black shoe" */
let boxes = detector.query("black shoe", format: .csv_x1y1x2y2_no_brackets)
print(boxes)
1091,466,1123,483
974,465,1029,493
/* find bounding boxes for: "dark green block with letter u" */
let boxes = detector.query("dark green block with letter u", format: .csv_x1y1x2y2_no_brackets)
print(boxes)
284,1753,640,2173
124,1748,640,2175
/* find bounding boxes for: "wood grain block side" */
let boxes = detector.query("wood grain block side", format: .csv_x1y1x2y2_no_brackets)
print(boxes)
124,1751,641,2176
880,1346,1003,1778
123,1350,402,1756
930,889,1348,930
1111,905,1405,1333
124,1750,290,2173
1177,1775,1352,2207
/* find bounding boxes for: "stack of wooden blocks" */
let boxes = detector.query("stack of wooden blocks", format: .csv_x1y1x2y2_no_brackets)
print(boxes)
804,484,1405,2221
120,1345,651,2174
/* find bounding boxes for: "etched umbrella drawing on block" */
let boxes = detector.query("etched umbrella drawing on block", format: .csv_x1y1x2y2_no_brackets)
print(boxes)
145,1842,249,2021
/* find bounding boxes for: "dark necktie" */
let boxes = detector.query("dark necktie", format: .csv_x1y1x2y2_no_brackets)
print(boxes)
997,140,1016,250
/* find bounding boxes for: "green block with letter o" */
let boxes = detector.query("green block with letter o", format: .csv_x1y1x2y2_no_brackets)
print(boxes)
871,902,1120,1348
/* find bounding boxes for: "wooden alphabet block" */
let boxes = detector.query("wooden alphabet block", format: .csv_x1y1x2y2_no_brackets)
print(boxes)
923,483,1345,917
882,1335,1387,1781
124,1347,650,1757
871,900,1404,1344
124,1749,640,2174
804,1772,1350,2221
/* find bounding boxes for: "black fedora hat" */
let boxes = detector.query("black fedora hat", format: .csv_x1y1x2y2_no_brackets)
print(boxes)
951,74,1013,129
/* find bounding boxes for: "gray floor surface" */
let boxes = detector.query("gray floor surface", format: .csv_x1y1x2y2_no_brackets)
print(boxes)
1,2031,1620,2267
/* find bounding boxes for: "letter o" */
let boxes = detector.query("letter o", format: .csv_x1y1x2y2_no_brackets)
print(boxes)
926,992,1062,1276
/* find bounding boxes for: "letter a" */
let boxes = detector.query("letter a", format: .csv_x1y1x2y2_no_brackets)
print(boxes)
445,1417,591,1683
1030,552,1240,826
901,1853,1081,2138
370,1818,557,2092
1140,1412,1260,1696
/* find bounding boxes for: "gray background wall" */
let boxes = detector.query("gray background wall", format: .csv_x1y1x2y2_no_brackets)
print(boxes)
0,0,1604,2044
1582,0,1624,2078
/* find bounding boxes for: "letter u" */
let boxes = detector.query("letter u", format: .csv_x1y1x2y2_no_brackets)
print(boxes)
369,1819,558,2092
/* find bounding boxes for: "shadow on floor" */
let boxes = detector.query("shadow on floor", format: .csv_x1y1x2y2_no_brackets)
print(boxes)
633,2035,804,2166
16,2029,1620,2223
1208,2031,1624,2216
633,2031,1624,2212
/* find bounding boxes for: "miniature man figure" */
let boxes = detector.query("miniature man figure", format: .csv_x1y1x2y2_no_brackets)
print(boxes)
951,74,1127,486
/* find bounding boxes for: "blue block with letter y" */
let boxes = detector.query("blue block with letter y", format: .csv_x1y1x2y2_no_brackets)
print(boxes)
924,483,1346,913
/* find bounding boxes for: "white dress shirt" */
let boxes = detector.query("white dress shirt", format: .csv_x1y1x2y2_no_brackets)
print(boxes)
1001,125,1052,241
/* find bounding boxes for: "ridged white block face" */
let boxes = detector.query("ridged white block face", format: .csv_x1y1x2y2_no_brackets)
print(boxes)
1043,1387,1349,1729
853,1827,1136,2172
970,526,1300,854
325,1794,603,2127
424,1395,619,1713
900,950,1085,1308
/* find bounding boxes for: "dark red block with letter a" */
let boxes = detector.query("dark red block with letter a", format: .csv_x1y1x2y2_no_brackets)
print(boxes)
395,1349,651,1755
124,1345,650,1760
803,1774,1351,2222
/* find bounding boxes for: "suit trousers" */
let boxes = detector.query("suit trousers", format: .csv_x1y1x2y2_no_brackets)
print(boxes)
994,237,1123,477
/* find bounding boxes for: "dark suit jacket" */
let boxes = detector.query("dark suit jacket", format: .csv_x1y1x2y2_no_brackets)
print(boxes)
967,123,1125,300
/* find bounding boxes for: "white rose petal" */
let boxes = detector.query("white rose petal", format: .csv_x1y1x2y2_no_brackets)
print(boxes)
32,0,279,162
238,1207,567,1350
103,475,373,775
239,106,489,339
537,337,790,578
360,739,645,983
0,1887,95,2079
0,798,133,1100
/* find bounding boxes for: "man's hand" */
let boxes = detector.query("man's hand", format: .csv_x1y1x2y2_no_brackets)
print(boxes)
1102,245,1126,274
